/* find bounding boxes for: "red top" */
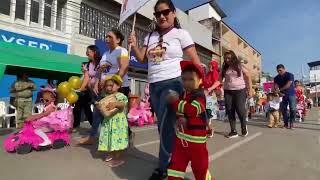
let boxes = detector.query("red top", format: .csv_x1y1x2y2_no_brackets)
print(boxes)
203,60,222,90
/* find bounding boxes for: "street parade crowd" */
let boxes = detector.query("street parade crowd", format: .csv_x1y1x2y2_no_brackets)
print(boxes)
1,0,313,180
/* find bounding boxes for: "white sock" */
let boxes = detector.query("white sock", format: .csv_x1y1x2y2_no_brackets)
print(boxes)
34,129,51,146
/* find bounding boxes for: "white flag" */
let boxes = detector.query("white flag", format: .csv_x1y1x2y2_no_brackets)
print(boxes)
119,0,152,26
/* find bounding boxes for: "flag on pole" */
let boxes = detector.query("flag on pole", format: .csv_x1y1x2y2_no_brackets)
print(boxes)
119,0,152,26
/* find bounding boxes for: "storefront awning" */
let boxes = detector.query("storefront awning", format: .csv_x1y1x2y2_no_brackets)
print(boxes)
0,41,86,79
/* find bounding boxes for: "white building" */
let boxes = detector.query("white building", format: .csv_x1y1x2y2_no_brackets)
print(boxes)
307,60,320,105
0,0,224,97
187,0,227,64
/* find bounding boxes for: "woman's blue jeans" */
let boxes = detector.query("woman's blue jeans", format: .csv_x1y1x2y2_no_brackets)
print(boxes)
89,91,103,137
149,77,183,172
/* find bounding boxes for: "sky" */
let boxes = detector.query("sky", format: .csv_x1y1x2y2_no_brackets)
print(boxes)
173,0,320,78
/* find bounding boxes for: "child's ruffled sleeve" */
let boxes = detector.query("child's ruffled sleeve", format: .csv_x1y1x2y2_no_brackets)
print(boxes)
116,93,128,114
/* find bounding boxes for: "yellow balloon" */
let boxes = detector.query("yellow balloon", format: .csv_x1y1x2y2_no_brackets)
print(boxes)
57,81,71,98
68,76,82,90
66,91,79,104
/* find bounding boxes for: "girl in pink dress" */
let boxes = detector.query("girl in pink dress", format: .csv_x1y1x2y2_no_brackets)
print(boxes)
295,81,306,121
26,88,72,146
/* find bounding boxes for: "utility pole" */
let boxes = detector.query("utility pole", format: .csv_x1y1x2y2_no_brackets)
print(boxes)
315,74,318,107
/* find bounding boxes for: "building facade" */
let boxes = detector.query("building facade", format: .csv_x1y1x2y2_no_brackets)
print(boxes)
0,0,218,98
188,0,227,65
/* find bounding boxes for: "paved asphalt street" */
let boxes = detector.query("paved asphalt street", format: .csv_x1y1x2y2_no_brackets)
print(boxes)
0,108,319,180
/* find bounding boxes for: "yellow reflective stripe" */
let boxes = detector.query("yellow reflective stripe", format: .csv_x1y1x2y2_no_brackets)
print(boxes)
206,171,212,180
168,169,185,178
191,100,202,115
178,100,186,114
176,131,207,143
176,112,184,116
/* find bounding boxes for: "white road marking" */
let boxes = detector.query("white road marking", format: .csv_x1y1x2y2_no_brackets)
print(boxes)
132,126,157,132
186,132,263,172
135,140,160,148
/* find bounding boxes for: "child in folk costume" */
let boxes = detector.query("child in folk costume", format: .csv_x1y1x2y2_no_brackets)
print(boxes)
295,82,306,122
247,96,255,120
203,60,222,137
97,75,128,167
167,61,213,180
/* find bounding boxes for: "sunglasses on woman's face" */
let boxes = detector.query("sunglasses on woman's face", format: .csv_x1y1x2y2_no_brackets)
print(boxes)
153,9,172,18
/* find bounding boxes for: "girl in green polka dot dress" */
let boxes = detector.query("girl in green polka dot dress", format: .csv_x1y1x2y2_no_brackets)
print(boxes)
98,75,128,167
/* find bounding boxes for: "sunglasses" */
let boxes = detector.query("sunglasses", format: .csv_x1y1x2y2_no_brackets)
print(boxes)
153,9,172,18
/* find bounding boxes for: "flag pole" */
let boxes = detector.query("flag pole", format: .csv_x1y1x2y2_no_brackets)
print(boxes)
128,13,137,53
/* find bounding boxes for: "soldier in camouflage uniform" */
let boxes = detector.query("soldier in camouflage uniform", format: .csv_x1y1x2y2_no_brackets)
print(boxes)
10,72,36,128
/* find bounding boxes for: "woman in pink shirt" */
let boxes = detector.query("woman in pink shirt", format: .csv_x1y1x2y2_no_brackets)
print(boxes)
221,50,253,138
73,45,101,133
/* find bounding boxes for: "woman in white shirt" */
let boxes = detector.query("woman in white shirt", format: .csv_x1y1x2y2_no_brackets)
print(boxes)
129,0,201,179
89,29,131,146
94,29,130,96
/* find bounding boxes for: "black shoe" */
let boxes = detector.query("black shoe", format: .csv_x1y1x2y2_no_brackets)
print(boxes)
226,131,238,138
148,168,167,180
242,127,248,137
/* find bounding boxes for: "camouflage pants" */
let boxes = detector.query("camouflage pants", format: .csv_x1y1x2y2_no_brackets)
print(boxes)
16,99,32,128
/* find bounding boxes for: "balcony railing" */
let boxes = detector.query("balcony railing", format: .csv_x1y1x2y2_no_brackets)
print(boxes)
79,3,148,49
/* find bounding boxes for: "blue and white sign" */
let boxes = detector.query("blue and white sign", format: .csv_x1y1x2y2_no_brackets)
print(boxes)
95,39,148,70
0,29,68,53
129,52,148,69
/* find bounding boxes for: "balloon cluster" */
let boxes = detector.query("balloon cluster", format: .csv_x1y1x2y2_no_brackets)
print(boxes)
57,76,82,104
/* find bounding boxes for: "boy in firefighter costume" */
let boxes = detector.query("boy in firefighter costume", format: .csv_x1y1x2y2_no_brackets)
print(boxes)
167,61,213,180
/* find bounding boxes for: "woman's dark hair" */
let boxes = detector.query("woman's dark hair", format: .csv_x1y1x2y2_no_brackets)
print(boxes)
154,0,181,30
222,50,241,78
17,72,27,80
110,28,125,46
87,45,101,68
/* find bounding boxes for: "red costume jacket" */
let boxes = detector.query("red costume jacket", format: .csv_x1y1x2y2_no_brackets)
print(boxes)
172,90,208,137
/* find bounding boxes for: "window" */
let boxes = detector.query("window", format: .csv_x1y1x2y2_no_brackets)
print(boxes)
0,0,11,15
43,0,53,27
15,0,26,20
56,0,66,30
30,0,40,23
79,3,147,48
134,80,147,97
311,65,320,70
